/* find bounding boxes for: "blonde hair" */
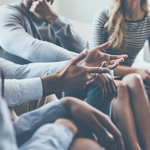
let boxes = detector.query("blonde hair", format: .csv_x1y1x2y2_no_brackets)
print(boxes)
105,0,150,49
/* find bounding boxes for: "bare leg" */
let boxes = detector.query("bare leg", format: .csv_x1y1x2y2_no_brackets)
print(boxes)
55,119,106,150
112,80,141,150
123,74,150,150
69,138,106,150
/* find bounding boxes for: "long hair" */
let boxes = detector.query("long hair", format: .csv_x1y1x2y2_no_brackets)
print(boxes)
105,0,150,49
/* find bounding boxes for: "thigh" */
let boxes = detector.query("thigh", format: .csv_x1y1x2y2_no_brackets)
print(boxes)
69,138,106,150
19,123,73,150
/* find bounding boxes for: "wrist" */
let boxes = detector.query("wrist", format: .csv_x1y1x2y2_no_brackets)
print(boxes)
41,72,61,96
47,14,58,24
134,68,140,74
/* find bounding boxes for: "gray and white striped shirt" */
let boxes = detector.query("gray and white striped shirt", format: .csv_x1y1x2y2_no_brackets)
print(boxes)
91,9,150,67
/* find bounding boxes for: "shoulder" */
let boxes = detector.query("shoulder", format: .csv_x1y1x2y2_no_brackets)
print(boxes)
0,3,23,24
92,8,109,26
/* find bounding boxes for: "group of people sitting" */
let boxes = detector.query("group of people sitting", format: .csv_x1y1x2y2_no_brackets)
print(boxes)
0,0,150,150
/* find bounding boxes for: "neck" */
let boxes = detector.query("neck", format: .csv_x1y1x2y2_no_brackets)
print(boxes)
124,0,145,21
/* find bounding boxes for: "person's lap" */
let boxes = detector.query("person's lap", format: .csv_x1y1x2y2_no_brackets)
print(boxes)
65,82,111,116
19,123,73,150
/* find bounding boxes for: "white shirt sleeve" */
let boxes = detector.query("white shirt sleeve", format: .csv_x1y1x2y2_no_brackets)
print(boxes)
0,57,67,106
4,78,43,107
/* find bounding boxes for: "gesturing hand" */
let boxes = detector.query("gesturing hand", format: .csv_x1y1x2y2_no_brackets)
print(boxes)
57,49,110,92
29,0,58,23
61,97,125,150
94,73,117,101
80,41,128,69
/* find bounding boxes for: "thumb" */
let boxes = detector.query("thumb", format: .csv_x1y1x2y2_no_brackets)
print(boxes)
71,49,88,65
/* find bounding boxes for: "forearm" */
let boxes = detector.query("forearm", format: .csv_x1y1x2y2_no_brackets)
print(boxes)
51,16,89,53
114,65,138,76
0,57,67,79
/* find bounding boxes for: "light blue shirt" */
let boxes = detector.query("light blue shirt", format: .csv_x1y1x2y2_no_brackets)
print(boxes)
0,57,67,106
0,97,73,150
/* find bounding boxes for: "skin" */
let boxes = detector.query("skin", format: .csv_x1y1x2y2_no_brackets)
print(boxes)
41,41,127,97
113,74,150,150
114,0,150,83
60,97,125,150
109,1,150,150
22,0,128,101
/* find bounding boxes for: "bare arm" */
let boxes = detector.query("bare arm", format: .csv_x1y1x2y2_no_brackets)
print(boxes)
114,65,138,76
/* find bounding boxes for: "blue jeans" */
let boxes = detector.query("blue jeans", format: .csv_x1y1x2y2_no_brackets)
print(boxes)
65,71,114,116
65,82,111,116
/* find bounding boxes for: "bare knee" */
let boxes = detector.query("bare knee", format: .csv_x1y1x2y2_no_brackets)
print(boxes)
123,73,143,88
69,138,106,150
115,80,128,93
55,119,78,136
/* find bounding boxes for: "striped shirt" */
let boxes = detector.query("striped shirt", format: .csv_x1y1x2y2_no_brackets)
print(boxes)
91,9,150,67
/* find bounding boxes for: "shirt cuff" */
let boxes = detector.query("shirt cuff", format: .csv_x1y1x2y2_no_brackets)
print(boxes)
51,16,67,32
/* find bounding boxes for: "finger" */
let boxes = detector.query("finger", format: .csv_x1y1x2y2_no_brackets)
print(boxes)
71,49,88,65
108,76,117,99
110,54,128,60
29,7,35,13
89,73,99,78
86,78,95,85
97,41,111,51
107,62,119,70
101,61,106,67
103,119,125,150
113,81,118,98
110,58,124,64
103,84,108,101
87,67,110,74
31,1,39,6
93,122,114,143
103,74,113,101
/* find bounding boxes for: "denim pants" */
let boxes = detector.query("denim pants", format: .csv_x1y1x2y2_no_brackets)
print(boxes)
64,71,114,116
65,82,111,116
